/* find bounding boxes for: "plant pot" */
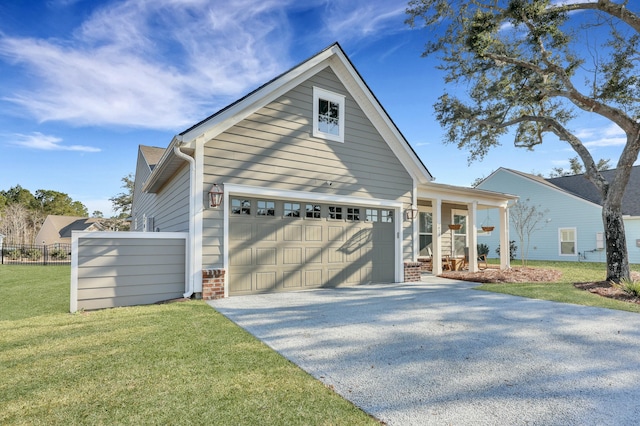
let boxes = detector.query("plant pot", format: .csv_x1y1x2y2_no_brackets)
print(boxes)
448,224,462,230
481,226,495,232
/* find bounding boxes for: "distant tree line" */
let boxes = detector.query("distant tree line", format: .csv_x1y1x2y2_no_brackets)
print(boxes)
0,175,134,244
0,185,88,244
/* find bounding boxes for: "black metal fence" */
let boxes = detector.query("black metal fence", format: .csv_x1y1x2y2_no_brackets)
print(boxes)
1,241,72,265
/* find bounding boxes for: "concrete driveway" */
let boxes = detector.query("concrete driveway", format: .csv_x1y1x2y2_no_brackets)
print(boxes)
209,277,640,425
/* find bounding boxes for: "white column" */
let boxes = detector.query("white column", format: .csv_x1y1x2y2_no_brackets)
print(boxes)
499,206,510,270
432,198,443,275
412,186,419,261
468,202,478,272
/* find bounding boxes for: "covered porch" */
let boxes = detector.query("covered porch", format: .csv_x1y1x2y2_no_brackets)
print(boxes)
414,182,518,275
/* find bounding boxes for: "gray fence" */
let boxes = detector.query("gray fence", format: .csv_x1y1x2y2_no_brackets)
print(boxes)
1,241,72,265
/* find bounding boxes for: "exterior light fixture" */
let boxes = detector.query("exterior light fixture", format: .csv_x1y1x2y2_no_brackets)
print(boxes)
406,205,418,220
209,184,224,208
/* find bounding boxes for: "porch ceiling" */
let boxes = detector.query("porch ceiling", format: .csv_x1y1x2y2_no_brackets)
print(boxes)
417,181,518,209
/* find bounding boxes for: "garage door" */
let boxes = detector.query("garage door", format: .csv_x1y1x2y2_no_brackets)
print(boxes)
228,197,395,295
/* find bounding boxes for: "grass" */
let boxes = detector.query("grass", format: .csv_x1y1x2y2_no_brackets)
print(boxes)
476,260,640,313
0,265,377,425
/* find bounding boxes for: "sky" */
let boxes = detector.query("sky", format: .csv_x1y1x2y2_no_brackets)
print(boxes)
0,0,635,216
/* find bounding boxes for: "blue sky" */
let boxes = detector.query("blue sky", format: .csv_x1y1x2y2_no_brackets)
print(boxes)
0,0,632,216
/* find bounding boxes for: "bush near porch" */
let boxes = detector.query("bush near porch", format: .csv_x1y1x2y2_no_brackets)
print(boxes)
0,266,376,425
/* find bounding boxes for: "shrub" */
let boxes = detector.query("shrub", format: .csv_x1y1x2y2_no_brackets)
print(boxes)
615,279,640,297
24,248,42,261
49,249,69,260
477,243,490,257
496,240,518,261
5,249,21,260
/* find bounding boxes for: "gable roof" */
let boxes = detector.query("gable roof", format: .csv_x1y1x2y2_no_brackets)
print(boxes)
486,166,640,216
547,165,640,216
36,215,103,244
144,42,433,193
139,145,166,171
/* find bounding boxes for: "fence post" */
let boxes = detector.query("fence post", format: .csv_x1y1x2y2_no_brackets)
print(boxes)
43,244,48,266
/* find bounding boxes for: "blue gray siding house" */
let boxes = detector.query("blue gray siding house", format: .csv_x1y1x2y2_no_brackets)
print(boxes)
477,167,640,264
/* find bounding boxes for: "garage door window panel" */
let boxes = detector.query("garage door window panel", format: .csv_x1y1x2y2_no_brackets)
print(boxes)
329,206,343,220
347,207,361,222
284,202,301,218
231,199,251,215
306,204,322,219
257,200,275,216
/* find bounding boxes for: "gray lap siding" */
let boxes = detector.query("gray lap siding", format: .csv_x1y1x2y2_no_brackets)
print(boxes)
202,66,413,270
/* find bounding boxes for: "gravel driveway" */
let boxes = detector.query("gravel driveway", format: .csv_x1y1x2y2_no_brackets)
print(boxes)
209,277,640,425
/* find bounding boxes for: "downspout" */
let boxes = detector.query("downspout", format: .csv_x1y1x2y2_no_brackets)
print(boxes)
173,143,197,298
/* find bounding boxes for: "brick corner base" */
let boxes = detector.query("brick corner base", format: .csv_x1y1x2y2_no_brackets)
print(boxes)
403,261,422,283
202,269,226,300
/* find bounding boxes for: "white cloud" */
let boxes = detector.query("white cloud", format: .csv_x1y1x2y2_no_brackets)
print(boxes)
321,0,407,42
10,132,101,152
0,0,294,130
0,0,409,130
550,0,597,6
577,123,626,148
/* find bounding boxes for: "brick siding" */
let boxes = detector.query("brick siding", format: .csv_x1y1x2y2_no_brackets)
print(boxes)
202,269,225,300
403,261,422,282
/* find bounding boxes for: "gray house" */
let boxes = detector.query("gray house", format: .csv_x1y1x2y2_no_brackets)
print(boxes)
130,43,516,299
36,215,103,245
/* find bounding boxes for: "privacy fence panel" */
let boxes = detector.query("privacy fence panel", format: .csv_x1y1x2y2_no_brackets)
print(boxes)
70,232,188,312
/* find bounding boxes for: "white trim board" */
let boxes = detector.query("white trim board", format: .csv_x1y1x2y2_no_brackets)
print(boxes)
223,183,403,208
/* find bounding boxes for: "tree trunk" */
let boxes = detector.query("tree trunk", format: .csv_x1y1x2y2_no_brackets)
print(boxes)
602,201,630,283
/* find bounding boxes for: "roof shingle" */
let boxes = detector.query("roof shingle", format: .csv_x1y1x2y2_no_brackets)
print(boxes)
546,165,640,216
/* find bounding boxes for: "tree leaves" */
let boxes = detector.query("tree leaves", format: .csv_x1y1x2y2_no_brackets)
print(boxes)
407,0,640,280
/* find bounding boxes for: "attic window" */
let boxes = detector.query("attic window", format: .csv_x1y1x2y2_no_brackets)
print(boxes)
313,87,345,142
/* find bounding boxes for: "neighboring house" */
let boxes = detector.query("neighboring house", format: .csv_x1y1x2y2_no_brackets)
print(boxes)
476,167,640,264
37,215,104,245
131,43,517,299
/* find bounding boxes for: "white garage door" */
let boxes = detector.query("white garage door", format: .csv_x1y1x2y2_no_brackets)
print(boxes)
228,197,395,295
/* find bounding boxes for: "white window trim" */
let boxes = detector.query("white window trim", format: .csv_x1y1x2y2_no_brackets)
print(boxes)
559,227,577,256
451,209,468,257
418,209,433,257
313,86,345,143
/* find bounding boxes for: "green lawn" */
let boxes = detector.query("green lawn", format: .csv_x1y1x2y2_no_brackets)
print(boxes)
476,260,640,313
0,265,377,425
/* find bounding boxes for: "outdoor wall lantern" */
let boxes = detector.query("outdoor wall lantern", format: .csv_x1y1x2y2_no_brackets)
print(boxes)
209,184,224,208
406,205,418,220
